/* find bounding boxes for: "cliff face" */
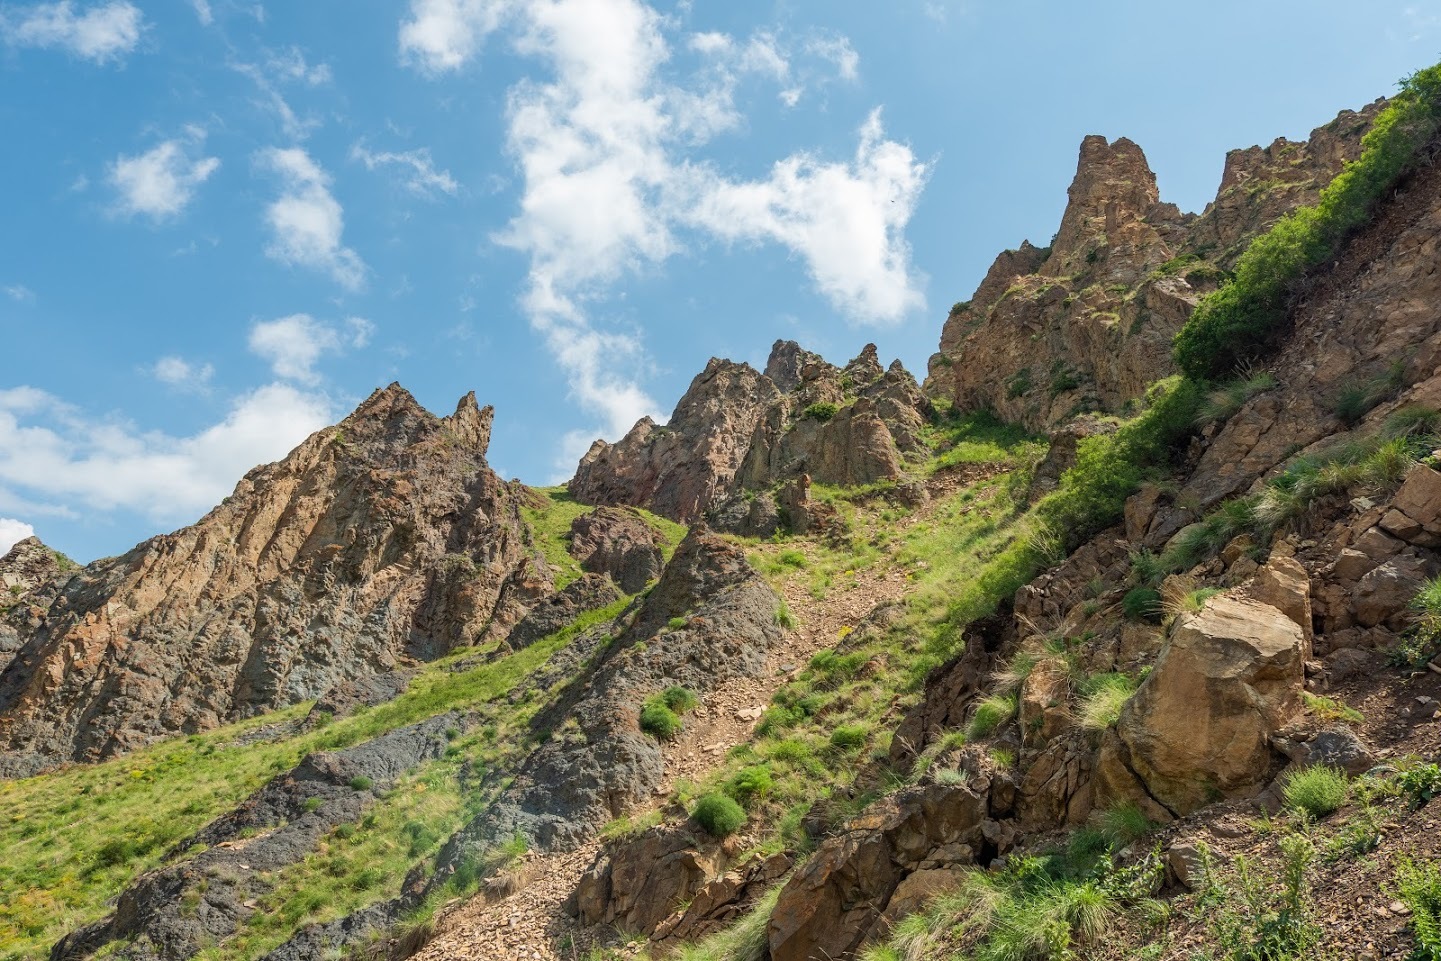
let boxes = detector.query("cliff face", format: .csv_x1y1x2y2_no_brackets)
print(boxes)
0,385,550,773
569,342,932,524
926,101,1384,429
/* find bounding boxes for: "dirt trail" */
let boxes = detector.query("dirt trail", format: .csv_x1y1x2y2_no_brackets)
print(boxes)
414,469,996,960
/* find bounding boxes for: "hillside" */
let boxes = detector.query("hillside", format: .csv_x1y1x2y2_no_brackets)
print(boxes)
4,63,1441,961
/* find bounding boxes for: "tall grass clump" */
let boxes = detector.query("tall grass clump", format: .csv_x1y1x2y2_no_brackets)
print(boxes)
966,692,1018,740
1281,766,1349,819
1174,62,1441,379
1076,673,1139,732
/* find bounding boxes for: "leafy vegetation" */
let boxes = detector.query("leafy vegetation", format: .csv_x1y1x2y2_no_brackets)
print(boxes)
1196,834,1327,961
1173,62,1441,378
1396,858,1441,961
521,486,685,590
802,401,840,422
692,792,747,837
1281,766,1349,819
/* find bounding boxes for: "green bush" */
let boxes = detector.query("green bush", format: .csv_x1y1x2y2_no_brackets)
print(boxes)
1173,62,1441,379
1396,857,1441,960
1203,834,1325,961
1121,587,1162,623
1076,673,1139,732
1282,766,1348,819
302,796,325,813
692,792,747,837
803,402,839,422
660,686,699,713
829,724,868,750
639,701,682,740
348,776,374,791
725,765,774,807
1398,763,1441,808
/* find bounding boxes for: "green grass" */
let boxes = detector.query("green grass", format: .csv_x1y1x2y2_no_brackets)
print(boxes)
1122,587,1162,623
1173,61,1441,379
0,594,634,961
1076,673,1139,732
1281,766,1349,819
1395,858,1441,960
1198,834,1326,961
966,692,1018,741
1301,692,1364,725
692,792,747,837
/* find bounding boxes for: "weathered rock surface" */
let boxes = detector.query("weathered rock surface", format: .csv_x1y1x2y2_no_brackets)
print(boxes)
503,573,621,651
571,342,933,524
0,386,549,775
53,714,459,961
767,784,988,961
926,105,1379,430
434,528,784,865
568,507,667,593
0,537,75,676
1101,595,1305,817
572,823,723,935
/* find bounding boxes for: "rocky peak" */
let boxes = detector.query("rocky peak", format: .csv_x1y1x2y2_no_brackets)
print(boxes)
970,240,1050,309
763,340,826,393
842,343,885,386
0,386,548,774
0,537,67,596
444,391,495,456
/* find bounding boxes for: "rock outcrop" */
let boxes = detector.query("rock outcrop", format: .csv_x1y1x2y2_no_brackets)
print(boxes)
925,103,1382,430
0,386,550,775
568,507,667,593
1099,595,1305,818
0,537,75,676
569,342,933,524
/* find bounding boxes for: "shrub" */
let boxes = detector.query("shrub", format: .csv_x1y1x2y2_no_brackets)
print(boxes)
302,796,325,813
803,402,839,422
667,616,689,630
829,724,868,750
774,600,798,630
639,701,682,740
1398,762,1441,808
1282,766,1348,819
1173,62,1441,379
692,792,747,837
777,549,808,568
1301,692,1363,724
1396,858,1441,960
348,776,374,791
725,766,774,807
966,692,1018,740
660,686,698,713
1122,587,1162,623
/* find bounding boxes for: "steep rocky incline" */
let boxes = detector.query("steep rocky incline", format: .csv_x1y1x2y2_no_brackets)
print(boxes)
926,101,1383,429
0,536,75,676
0,386,552,776
570,342,932,525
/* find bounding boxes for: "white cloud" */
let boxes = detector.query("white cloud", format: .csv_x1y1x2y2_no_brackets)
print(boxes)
247,314,372,385
399,0,511,73
266,45,332,85
232,47,330,139
806,35,858,81
4,284,35,302
689,109,929,323
259,148,366,290
1,1,143,63
108,129,221,221
401,0,927,448
150,356,214,392
351,143,459,198
188,0,213,25
0,517,34,554
0,384,335,524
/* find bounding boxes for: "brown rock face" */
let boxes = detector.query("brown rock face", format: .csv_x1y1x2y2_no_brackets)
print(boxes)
570,342,933,524
767,784,988,961
925,105,1379,430
0,385,549,774
568,506,667,593
0,537,76,676
1103,595,1305,817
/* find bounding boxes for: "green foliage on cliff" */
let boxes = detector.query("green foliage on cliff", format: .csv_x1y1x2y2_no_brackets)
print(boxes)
1173,61,1441,379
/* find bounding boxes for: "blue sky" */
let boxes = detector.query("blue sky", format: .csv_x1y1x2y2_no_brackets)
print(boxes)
0,0,1436,562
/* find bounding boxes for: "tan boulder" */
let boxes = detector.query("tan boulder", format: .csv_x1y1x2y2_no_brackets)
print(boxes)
1244,555,1314,645
1353,553,1433,629
1110,595,1305,815
1380,465,1441,547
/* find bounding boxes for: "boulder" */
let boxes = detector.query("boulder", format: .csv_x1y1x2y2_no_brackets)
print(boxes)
1108,595,1305,815
1334,527,1405,583
1380,465,1441,547
573,824,722,934
767,784,987,961
1353,553,1433,629
1244,555,1314,645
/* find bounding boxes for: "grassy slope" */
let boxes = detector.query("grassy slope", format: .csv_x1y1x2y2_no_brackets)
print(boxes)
1,486,647,961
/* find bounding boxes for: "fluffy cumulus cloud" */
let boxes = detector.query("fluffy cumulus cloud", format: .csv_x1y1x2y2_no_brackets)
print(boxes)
0,517,34,554
150,356,215,392
108,128,221,221
398,0,510,73
1,0,143,63
259,148,366,290
399,0,929,451
690,109,928,323
248,314,373,385
351,144,459,198
0,384,334,525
